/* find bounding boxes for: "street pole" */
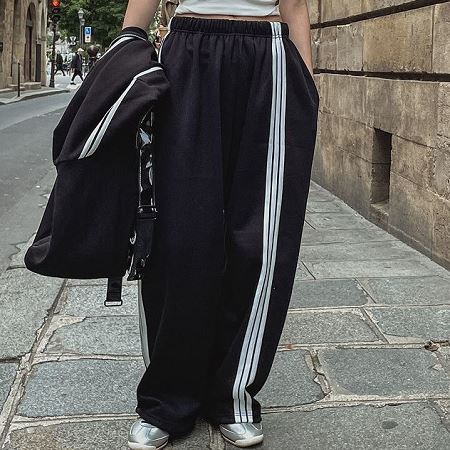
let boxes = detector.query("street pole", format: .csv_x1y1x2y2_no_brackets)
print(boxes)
49,20,57,88
17,61,21,97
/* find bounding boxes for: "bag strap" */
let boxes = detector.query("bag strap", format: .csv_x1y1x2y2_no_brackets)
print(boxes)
127,111,157,281
105,277,123,307
104,112,156,307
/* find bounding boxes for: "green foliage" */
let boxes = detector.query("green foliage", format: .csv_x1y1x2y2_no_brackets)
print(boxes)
57,1,161,49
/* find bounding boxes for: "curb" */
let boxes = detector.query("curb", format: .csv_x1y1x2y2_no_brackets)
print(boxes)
0,87,71,105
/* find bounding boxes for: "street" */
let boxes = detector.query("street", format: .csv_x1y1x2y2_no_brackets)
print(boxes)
0,89,449,449
0,79,76,273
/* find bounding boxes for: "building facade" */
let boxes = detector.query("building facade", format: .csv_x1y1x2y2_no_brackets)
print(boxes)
0,0,48,89
309,0,450,268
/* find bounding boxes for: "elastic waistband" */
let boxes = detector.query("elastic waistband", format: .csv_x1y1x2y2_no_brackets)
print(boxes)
169,16,289,37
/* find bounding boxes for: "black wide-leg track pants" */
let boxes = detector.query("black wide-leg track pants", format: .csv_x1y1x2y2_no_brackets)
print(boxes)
136,16,319,437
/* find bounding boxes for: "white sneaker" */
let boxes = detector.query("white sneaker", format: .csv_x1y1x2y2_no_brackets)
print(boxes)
128,418,169,450
219,422,264,448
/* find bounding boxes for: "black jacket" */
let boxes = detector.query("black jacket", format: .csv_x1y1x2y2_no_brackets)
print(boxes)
25,29,170,280
70,53,82,71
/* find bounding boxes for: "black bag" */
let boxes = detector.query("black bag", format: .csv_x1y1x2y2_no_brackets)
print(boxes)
24,33,169,285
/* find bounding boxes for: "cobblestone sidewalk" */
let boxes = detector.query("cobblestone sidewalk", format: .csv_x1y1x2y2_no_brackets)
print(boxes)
1,182,449,449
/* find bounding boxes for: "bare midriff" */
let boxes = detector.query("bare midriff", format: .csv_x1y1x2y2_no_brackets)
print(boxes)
174,12,282,22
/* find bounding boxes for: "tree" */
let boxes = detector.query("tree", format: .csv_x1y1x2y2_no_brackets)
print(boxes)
57,0,161,49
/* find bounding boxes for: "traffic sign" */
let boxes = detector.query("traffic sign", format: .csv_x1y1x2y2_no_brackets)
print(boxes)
84,26,92,43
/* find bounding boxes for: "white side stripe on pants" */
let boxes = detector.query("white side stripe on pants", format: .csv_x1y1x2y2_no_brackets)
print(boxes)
138,280,151,367
232,22,287,422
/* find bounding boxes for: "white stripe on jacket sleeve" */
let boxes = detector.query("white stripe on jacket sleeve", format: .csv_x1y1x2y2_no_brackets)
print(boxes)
78,66,163,159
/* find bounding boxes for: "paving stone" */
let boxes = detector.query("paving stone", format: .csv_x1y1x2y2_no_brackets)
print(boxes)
257,350,324,407
301,227,396,245
18,359,145,417
306,200,354,213
66,278,108,286
304,259,436,279
4,419,210,450
290,279,370,309
365,306,450,343
0,268,63,359
357,276,450,305
306,189,336,202
300,241,418,262
318,348,450,397
224,403,450,449
305,212,377,230
294,261,314,280
45,316,142,355
437,399,450,414
309,181,330,193
170,420,211,449
0,363,18,411
61,284,138,316
281,310,379,345
8,235,34,268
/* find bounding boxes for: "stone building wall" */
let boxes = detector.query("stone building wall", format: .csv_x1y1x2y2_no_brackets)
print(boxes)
309,0,450,268
0,0,48,89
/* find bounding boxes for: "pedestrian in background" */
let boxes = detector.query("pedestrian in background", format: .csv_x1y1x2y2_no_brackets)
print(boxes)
70,48,84,85
54,50,66,76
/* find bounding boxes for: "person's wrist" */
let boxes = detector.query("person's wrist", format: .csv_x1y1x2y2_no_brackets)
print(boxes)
121,26,148,40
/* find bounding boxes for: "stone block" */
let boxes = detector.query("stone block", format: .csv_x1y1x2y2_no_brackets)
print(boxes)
306,199,353,213
432,83,450,201
438,82,450,143
365,306,450,344
301,227,396,246
391,136,432,189
305,211,377,230
4,419,210,450
357,276,450,305
18,359,145,417
304,258,435,279
433,2,450,73
0,363,17,411
290,279,370,309
318,348,450,397
320,74,368,123
389,173,433,253
300,241,418,262
224,404,450,449
44,316,141,356
306,177,337,202
61,284,138,317
361,0,415,13
294,261,314,280
321,0,362,22
319,112,390,163
337,151,389,212
311,141,343,195
430,147,450,200
366,77,439,147
280,310,379,345
310,29,320,68
317,27,337,70
308,0,320,25
432,195,450,267
362,8,433,73
337,23,363,71
0,268,63,359
257,350,324,407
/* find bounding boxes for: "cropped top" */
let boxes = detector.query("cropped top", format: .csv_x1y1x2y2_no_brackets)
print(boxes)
174,0,280,17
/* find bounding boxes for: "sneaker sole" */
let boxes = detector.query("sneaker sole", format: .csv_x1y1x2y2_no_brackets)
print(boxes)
221,434,264,448
128,441,168,450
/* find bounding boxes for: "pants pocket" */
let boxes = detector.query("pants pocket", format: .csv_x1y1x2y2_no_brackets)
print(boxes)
284,37,319,106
